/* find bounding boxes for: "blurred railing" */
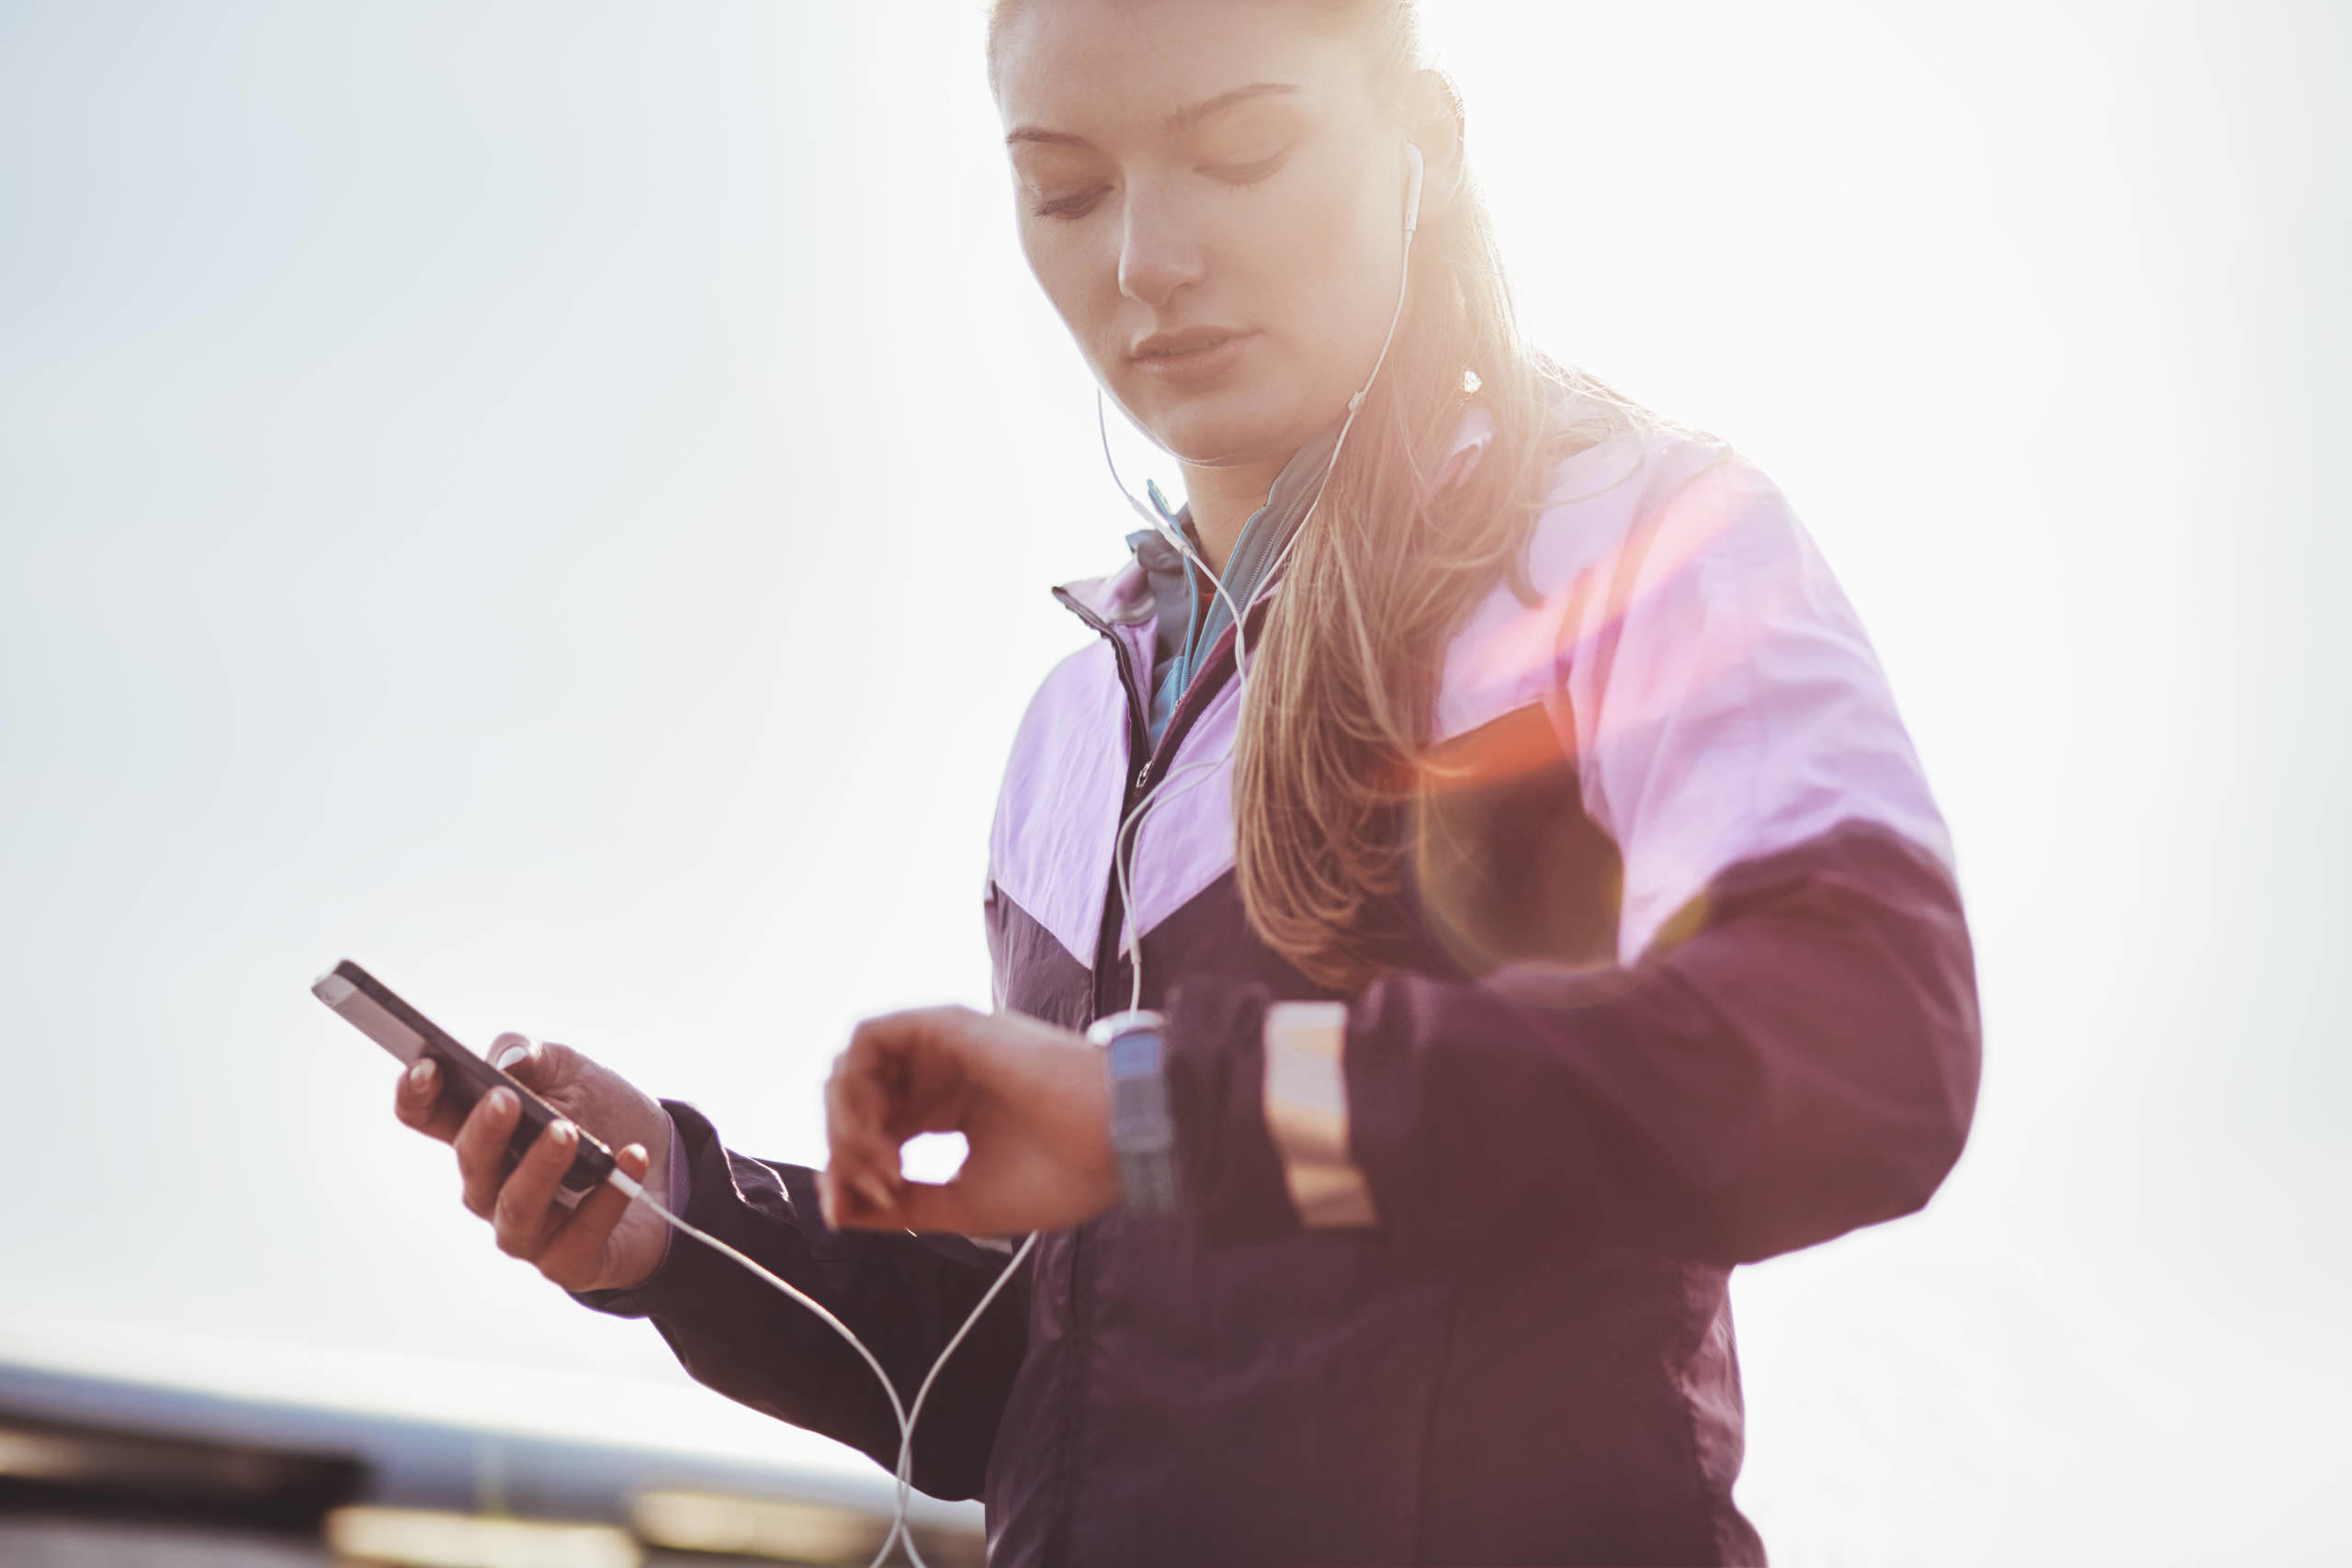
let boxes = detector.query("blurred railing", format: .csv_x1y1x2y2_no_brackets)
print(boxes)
0,1359,983,1568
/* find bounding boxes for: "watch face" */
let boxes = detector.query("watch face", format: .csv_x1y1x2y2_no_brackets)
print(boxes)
1108,1029,1164,1078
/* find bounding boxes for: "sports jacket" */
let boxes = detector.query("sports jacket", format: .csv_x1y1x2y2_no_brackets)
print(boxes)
582,414,1981,1567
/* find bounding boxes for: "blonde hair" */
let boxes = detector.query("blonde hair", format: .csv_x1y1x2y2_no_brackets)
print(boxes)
993,0,1640,989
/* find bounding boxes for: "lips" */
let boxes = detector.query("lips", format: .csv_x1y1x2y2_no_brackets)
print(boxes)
1127,326,1256,388
1129,326,1253,363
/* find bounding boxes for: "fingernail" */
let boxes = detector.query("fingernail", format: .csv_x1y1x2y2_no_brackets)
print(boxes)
408,1060,432,1088
549,1121,574,1145
856,1174,893,1212
490,1089,514,1115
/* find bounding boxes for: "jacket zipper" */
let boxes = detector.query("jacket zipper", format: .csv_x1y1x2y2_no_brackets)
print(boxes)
1042,587,1149,1568
1051,585,1251,988
1051,586,1152,806
1041,587,1246,1564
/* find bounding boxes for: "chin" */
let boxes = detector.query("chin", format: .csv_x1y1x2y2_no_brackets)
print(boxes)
1122,381,1303,468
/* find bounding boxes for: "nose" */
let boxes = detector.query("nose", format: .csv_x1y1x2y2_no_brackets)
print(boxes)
1116,177,1204,308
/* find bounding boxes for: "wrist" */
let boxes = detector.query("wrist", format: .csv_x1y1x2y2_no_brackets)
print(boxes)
640,1107,675,1212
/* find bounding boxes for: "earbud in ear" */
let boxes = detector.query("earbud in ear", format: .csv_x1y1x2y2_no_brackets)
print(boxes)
1402,142,1425,240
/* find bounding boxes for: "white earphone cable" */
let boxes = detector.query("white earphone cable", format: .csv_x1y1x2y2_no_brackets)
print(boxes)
605,1168,1037,1568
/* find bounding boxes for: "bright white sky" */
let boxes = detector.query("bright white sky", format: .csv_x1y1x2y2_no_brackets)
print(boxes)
3,2,2346,1562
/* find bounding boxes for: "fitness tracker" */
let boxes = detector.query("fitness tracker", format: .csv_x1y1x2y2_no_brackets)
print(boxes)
1086,1009,1181,1217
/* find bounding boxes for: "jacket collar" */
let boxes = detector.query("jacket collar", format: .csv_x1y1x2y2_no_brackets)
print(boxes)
1053,400,1498,631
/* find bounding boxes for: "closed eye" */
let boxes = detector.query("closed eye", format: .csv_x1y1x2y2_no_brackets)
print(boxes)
1204,151,1288,186
1032,186,1111,220
1025,141,1292,220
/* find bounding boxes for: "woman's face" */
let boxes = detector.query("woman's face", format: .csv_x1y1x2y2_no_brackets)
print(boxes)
992,0,1411,474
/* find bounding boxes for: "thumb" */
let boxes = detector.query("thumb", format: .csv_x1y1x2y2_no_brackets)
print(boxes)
489,1032,565,1091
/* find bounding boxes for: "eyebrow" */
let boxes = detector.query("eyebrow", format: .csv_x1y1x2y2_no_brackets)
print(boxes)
1005,82,1304,149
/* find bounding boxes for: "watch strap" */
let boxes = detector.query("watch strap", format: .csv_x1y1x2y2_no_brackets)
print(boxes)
1089,1010,1181,1216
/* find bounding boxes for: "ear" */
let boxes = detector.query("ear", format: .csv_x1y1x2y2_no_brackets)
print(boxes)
1404,68,1467,223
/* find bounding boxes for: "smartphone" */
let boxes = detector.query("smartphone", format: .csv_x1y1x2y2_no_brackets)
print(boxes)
313,959,615,1201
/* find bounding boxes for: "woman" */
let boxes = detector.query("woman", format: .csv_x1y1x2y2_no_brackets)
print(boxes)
394,2,1980,1562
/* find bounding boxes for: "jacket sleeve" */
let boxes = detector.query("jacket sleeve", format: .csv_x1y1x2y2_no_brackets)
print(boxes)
1162,456,1982,1268
571,1101,1028,1499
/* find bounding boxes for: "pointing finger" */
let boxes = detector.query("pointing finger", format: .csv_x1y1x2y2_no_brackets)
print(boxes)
492,1116,575,1259
393,1058,464,1144
824,1043,905,1202
454,1087,522,1218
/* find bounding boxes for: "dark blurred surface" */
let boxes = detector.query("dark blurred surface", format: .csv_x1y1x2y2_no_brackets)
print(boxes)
0,1357,985,1567
0,1516,331,1565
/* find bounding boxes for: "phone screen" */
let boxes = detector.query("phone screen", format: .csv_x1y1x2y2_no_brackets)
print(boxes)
313,959,615,1197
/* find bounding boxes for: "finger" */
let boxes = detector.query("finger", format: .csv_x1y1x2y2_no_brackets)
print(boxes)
855,1007,984,1141
815,1167,840,1231
821,1148,903,1222
488,1032,574,1094
392,1058,464,1144
823,1139,903,1218
829,1010,977,1161
824,1036,907,1198
823,1033,890,1142
820,1160,890,1229
492,1114,576,1259
537,1142,651,1292
453,1087,523,1219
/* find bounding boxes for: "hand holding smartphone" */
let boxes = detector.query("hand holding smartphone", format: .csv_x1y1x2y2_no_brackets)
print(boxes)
314,959,617,1200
